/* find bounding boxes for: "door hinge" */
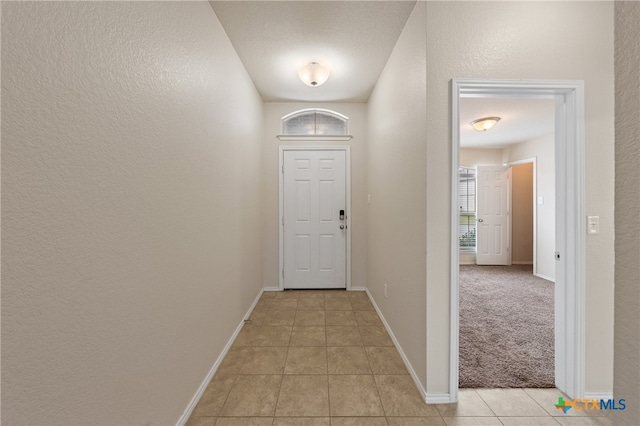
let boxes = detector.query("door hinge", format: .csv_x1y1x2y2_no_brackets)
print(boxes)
282,164,284,173
282,269,285,278
282,216,284,226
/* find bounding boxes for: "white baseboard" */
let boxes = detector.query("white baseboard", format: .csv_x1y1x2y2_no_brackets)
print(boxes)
512,261,534,265
426,393,452,404
244,289,265,320
535,273,556,283
264,286,366,292
584,392,614,400
365,289,427,403
177,288,264,426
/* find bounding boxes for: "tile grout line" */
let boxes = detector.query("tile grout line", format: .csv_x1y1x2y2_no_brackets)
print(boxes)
216,310,253,420
204,291,450,424
519,388,556,419
271,293,290,420
522,389,567,425
192,292,573,425
326,346,331,419
271,297,292,420
322,295,332,419
474,389,501,418
356,314,388,420
219,314,252,417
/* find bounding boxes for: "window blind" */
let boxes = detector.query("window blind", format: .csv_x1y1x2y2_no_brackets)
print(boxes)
459,167,476,250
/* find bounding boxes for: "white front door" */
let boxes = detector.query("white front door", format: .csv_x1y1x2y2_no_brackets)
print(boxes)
283,150,346,289
476,165,510,265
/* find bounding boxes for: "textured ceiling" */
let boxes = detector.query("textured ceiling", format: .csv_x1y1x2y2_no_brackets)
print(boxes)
210,1,416,102
460,97,555,149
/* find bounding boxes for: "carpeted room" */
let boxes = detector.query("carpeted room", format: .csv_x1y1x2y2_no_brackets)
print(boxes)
458,129,555,389
459,265,554,388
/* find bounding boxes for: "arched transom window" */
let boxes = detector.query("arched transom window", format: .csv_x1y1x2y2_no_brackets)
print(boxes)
278,109,351,140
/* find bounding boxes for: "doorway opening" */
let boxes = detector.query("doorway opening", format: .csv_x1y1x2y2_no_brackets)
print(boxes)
450,79,586,402
458,153,555,388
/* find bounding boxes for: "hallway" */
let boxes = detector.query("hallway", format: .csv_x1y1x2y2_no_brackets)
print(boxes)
3,1,631,424
186,290,612,426
187,290,437,425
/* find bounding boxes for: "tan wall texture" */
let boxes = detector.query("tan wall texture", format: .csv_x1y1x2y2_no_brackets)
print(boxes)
1,3,264,424
367,2,427,391
503,134,555,280
614,1,640,425
426,1,614,395
511,163,534,264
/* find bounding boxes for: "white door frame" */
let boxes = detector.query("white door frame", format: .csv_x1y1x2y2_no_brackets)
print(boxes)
279,145,352,291
450,79,585,402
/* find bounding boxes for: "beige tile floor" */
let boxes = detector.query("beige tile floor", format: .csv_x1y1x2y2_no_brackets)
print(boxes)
187,290,613,426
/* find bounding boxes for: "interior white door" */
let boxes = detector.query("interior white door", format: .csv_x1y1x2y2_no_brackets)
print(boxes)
283,150,346,289
476,165,510,265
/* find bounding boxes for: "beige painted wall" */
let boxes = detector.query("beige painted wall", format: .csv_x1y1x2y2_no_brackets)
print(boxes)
1,2,263,424
367,2,427,390
426,1,614,395
261,103,367,289
504,134,555,280
614,1,640,424
459,148,503,169
511,163,534,264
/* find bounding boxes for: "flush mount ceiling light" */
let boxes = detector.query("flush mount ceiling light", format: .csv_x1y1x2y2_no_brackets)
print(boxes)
470,116,501,132
298,62,330,87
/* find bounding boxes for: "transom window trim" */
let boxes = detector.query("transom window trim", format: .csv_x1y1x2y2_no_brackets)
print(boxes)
277,108,352,141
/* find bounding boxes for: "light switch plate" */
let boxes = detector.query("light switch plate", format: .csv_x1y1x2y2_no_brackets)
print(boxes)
587,216,600,234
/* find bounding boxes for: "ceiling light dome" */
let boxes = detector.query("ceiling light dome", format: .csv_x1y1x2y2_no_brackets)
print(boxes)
298,62,330,87
470,116,501,131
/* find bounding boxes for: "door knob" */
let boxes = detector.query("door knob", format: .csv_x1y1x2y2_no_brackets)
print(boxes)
477,218,484,223
339,225,345,229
